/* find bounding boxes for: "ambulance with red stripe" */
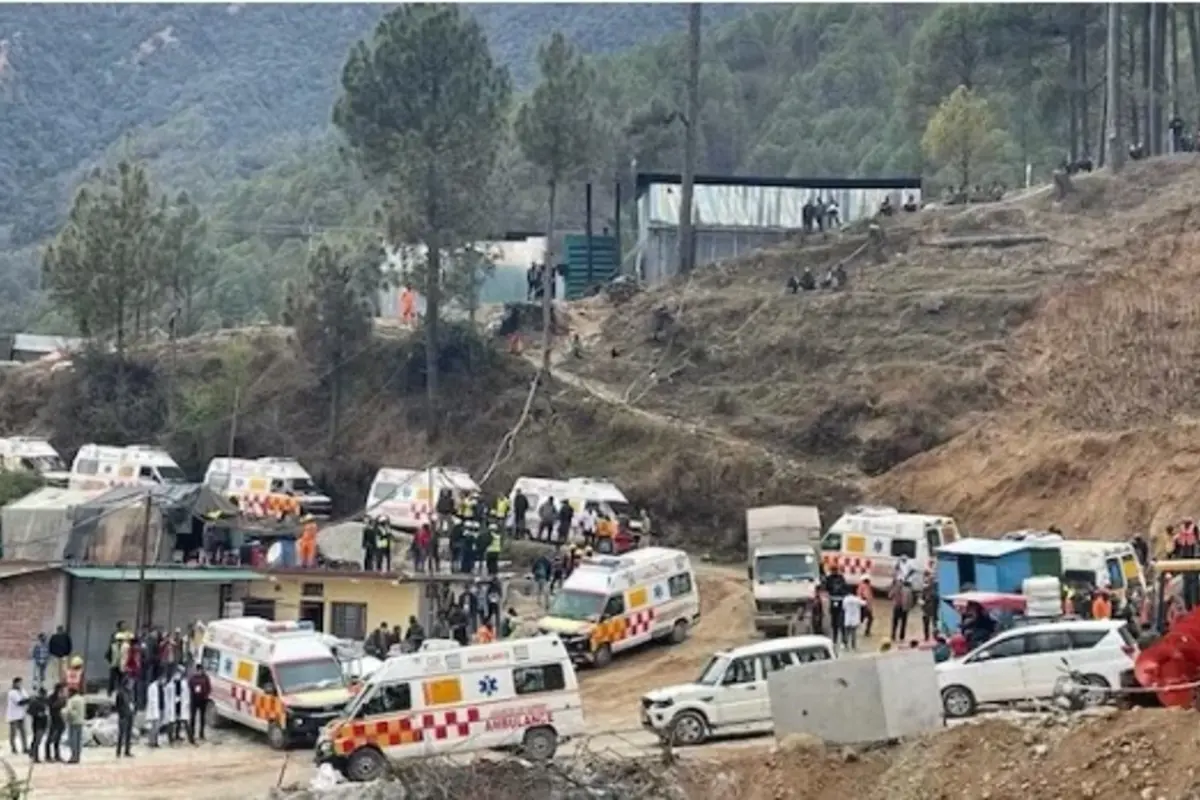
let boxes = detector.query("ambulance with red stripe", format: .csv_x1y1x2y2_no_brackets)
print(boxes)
200,618,353,750
365,466,479,531
316,635,584,781
820,507,960,592
536,547,701,668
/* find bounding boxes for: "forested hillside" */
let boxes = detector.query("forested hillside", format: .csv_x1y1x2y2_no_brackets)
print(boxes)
3,4,1198,334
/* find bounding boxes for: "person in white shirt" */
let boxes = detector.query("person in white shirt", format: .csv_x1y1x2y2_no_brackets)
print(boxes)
841,593,867,652
7,677,29,755
578,504,598,546
895,555,916,586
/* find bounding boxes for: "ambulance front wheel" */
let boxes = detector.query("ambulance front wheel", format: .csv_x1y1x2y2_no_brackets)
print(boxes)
346,747,388,782
521,726,559,761
592,644,613,669
267,722,290,751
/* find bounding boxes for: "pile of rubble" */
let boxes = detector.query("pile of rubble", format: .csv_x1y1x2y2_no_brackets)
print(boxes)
274,755,688,800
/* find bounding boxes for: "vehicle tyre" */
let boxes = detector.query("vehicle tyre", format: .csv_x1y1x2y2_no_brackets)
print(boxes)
669,620,689,645
667,710,708,746
206,701,227,729
593,644,613,669
520,726,559,761
266,721,290,751
346,747,388,782
941,685,977,719
1079,674,1111,707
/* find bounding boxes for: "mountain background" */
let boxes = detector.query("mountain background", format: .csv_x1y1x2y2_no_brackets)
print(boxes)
1,4,1191,332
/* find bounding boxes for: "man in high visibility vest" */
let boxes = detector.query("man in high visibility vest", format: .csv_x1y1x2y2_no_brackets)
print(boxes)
376,523,393,572
485,527,502,578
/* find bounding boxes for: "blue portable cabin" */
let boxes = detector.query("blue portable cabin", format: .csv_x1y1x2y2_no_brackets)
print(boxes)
935,538,1062,632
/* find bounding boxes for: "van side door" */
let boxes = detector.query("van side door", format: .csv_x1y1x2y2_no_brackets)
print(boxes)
1019,630,1074,698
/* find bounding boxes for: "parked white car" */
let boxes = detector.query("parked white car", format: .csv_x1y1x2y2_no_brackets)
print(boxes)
936,619,1138,718
640,636,835,746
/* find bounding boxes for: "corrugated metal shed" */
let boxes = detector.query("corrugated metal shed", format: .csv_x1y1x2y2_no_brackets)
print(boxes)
11,334,86,355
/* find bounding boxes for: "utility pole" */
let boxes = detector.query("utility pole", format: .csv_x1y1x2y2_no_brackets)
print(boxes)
227,385,240,458
134,492,153,633
1108,2,1126,172
677,2,701,276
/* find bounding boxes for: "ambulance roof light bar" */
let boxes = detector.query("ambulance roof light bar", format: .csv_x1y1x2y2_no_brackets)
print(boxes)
254,620,315,637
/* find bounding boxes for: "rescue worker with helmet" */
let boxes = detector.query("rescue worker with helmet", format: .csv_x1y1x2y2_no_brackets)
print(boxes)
485,523,502,577
374,517,393,572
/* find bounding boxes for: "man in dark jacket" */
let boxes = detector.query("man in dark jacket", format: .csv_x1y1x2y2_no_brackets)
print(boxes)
365,622,393,659
823,567,849,645
114,680,135,758
556,500,575,546
45,684,64,762
188,665,211,742
361,518,378,572
47,627,71,684
512,490,529,539
26,688,49,763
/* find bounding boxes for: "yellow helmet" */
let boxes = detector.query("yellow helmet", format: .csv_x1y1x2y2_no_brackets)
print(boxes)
69,656,83,667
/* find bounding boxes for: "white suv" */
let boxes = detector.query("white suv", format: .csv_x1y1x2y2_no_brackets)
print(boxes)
640,636,836,746
937,619,1138,718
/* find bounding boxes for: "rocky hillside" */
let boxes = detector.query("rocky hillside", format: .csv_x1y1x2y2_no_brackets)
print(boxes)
5,158,1200,546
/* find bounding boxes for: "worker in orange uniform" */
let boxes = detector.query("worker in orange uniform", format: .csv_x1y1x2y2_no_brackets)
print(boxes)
473,621,496,644
399,284,416,326
1091,588,1112,620
297,515,319,568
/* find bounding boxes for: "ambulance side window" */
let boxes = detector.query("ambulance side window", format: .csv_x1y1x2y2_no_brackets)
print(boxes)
357,682,412,718
257,665,276,694
200,647,221,673
513,663,566,696
602,595,625,620
891,539,917,559
668,573,694,598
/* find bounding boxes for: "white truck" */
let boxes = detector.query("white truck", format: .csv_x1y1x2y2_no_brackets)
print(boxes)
747,505,823,637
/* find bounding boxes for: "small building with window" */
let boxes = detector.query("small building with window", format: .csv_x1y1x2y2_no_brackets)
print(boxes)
243,570,482,641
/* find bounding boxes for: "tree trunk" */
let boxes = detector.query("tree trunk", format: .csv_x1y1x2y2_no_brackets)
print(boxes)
1188,7,1200,122
1170,4,1180,124
1069,28,1080,162
424,233,441,441
542,179,557,375
1129,9,1140,143
1143,3,1152,149
1080,13,1091,158
1147,3,1156,153
677,2,702,276
1108,2,1126,172
328,365,340,454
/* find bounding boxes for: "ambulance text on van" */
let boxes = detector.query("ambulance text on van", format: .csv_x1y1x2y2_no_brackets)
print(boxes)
316,635,585,782
69,444,187,491
536,547,700,667
201,618,353,750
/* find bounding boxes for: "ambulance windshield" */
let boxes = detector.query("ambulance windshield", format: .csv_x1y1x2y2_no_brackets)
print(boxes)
755,553,817,583
156,465,187,483
547,590,605,622
275,658,345,694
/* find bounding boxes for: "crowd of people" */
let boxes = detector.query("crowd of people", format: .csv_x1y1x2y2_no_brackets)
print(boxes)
8,619,212,764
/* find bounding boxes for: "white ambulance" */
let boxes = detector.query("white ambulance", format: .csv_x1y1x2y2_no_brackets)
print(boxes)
68,444,187,491
0,437,70,486
365,466,479,530
510,475,641,534
1004,532,1147,599
204,457,332,518
820,506,961,592
536,547,700,667
316,635,585,781
201,617,353,750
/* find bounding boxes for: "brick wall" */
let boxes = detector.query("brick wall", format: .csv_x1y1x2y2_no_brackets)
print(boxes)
0,570,66,661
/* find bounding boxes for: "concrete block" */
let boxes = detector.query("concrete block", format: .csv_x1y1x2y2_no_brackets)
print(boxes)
767,650,942,745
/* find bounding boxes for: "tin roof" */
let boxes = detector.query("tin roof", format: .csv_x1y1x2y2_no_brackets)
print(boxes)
65,566,261,582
